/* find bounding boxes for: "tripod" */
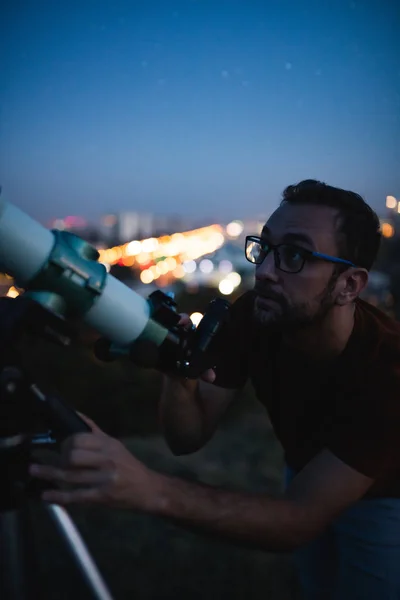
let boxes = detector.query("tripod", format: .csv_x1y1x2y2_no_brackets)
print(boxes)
0,295,114,600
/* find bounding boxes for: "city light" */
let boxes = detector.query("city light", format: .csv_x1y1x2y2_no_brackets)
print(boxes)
381,222,395,238
183,260,197,274
140,269,154,284
199,259,214,273
172,265,185,278
226,272,242,287
165,257,177,270
386,196,397,209
218,279,235,295
125,240,142,256
218,260,233,274
97,223,226,286
141,238,159,253
226,220,244,237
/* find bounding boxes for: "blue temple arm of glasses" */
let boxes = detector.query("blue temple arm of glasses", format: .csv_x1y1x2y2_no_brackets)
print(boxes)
311,251,355,267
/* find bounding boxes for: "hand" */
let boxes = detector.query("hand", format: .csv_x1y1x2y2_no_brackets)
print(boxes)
29,414,162,510
178,314,216,383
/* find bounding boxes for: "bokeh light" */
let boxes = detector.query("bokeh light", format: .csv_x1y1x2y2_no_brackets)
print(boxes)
190,312,203,327
226,220,244,237
219,279,235,295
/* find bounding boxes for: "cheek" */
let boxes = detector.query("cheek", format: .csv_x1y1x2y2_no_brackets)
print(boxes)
285,268,332,300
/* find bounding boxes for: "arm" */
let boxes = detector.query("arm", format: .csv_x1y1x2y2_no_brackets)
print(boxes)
149,448,374,551
158,308,246,455
159,375,238,455
31,427,375,553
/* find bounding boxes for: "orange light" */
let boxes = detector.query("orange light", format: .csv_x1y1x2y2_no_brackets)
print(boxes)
121,256,136,267
6,286,20,298
381,222,395,238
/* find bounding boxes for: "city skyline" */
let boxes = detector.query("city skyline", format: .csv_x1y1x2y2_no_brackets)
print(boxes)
1,0,399,224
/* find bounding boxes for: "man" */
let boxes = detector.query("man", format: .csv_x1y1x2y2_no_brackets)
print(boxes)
30,180,400,599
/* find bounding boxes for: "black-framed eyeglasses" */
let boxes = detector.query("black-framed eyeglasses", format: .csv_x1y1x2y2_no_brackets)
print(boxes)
244,235,356,274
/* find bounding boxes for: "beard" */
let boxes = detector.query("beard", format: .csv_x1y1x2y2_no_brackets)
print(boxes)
252,273,339,333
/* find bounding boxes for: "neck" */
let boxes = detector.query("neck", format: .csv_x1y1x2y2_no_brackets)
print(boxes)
282,303,356,361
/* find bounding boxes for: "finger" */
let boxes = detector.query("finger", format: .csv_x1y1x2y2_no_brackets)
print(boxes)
62,433,104,455
68,448,110,469
42,487,102,505
29,464,64,481
29,464,112,485
200,368,216,383
177,314,193,329
76,412,104,433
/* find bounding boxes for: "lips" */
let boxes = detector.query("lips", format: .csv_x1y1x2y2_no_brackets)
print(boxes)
256,295,279,307
254,288,281,303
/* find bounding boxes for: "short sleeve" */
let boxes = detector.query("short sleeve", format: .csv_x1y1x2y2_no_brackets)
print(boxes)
209,291,254,390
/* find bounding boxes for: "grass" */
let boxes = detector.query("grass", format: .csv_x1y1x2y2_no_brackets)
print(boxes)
9,293,302,599
30,396,302,599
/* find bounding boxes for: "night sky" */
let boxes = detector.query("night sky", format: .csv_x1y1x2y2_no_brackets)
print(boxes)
1,0,399,225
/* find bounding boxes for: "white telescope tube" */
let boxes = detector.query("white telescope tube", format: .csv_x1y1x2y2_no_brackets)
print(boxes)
0,200,55,285
84,275,152,346
0,199,159,346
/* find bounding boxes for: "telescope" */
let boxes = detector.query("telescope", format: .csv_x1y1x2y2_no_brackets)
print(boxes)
0,199,231,378
0,198,230,600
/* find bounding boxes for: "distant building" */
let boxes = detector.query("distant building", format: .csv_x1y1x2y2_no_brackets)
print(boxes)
100,211,196,244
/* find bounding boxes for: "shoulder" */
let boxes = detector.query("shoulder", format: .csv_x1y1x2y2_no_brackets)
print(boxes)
323,301,400,479
337,299,400,409
351,299,400,369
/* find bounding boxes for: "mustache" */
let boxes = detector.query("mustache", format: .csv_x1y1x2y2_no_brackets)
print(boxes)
253,285,283,303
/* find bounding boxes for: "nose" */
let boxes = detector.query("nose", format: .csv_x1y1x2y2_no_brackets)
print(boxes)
255,251,279,283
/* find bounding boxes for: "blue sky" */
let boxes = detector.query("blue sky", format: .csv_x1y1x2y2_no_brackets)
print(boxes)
1,0,399,224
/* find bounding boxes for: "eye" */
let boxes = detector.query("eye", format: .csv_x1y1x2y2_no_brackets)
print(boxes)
287,247,303,261
284,246,303,259
279,245,307,271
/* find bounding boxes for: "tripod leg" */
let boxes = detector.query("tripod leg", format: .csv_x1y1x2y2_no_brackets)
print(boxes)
0,505,41,600
45,504,114,600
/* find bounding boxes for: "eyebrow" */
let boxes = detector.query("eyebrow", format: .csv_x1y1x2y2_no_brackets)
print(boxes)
261,227,316,250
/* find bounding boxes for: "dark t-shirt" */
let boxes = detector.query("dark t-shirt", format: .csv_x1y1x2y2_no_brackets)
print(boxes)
211,291,400,498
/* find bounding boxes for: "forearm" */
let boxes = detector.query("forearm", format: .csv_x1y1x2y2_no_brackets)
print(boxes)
148,473,308,552
159,376,206,453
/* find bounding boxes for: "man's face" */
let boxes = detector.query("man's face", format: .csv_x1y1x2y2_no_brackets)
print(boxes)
252,203,344,330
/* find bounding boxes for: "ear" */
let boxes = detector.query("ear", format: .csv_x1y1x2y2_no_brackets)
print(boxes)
335,268,369,306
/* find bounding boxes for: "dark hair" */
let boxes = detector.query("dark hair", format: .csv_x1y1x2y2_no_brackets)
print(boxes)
280,179,381,271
